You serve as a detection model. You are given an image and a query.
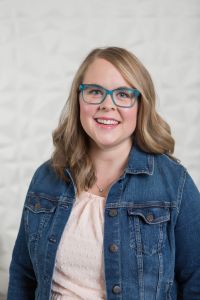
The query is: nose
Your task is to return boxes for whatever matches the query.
[99,94,116,110]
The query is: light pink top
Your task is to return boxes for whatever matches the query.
[51,191,107,300]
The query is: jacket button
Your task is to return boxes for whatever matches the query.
[146,214,154,222]
[109,244,118,252]
[35,203,41,209]
[48,235,57,243]
[112,285,122,294]
[109,209,118,217]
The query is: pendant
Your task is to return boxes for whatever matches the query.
[96,183,104,194]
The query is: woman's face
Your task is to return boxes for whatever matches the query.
[79,58,138,151]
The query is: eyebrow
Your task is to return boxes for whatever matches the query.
[116,86,133,90]
[83,83,133,90]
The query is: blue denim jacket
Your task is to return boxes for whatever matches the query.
[7,145,200,300]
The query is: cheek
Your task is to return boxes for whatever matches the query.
[79,100,85,121]
[79,100,86,129]
[79,98,95,127]
[123,105,138,128]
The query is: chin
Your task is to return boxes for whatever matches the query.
[95,140,123,150]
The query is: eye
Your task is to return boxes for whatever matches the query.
[116,90,131,98]
[86,88,103,96]
[90,89,102,95]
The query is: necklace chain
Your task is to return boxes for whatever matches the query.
[95,171,124,195]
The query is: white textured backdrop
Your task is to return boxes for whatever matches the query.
[0,0,200,298]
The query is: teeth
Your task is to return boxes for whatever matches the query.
[96,119,119,125]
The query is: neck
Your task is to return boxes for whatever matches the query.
[89,141,132,183]
[90,142,132,167]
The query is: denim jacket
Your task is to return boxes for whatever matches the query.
[7,145,200,300]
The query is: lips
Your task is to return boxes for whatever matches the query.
[95,118,119,125]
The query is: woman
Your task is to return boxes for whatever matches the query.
[7,47,200,299]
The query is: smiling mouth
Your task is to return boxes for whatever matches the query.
[95,118,120,125]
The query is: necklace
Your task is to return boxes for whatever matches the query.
[96,183,104,194]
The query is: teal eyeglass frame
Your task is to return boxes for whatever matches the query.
[79,84,140,108]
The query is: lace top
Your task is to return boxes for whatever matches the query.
[51,191,107,300]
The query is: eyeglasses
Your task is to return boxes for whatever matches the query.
[79,84,140,108]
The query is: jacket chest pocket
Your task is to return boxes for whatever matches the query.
[24,194,57,242]
[127,206,170,255]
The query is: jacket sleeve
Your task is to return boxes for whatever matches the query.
[7,169,40,300]
[175,171,200,299]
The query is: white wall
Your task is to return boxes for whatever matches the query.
[0,0,200,298]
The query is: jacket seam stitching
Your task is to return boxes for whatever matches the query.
[176,168,187,214]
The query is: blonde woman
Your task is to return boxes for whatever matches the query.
[8,47,200,299]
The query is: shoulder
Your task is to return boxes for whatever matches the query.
[28,160,68,196]
[31,160,56,184]
[154,153,199,200]
[153,153,188,191]
[148,153,199,215]
[132,144,186,179]
[154,152,186,177]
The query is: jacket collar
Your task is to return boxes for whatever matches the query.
[125,144,154,175]
[64,144,154,187]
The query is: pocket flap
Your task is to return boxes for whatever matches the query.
[25,194,57,213]
[127,206,170,224]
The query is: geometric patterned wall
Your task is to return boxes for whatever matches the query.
[0,0,199,298]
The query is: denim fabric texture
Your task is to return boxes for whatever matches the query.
[7,145,200,300]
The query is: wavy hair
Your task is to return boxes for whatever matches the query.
[51,47,175,192]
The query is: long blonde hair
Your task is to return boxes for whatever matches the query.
[51,47,175,191]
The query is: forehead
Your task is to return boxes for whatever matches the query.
[83,58,131,88]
